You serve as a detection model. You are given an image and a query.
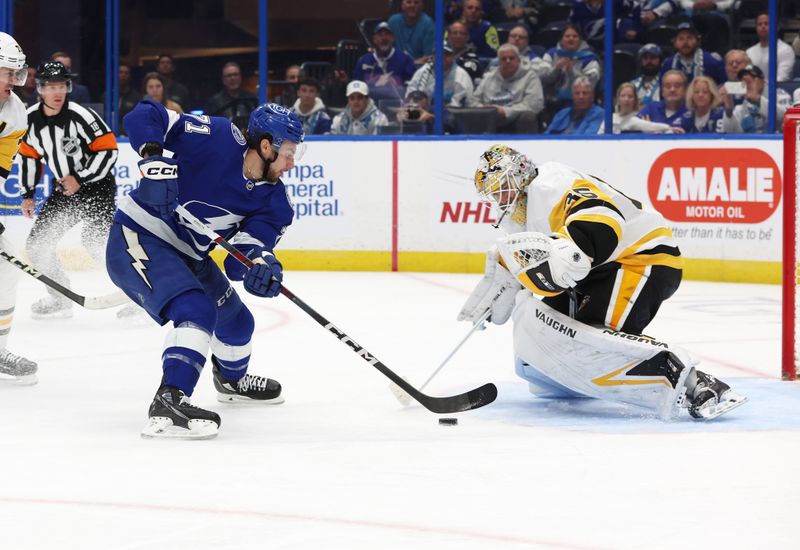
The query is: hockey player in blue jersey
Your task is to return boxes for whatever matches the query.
[107,99,304,439]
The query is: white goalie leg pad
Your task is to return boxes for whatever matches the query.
[512,296,695,419]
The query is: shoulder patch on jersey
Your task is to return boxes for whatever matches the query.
[231,123,246,145]
[710,52,722,61]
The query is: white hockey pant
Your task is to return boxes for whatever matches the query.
[512,294,697,419]
[0,235,20,350]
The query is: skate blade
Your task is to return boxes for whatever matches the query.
[389,381,413,407]
[140,417,219,440]
[216,392,285,405]
[31,310,74,321]
[0,374,38,386]
[694,393,749,420]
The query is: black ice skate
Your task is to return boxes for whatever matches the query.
[31,295,73,320]
[0,349,38,385]
[687,371,748,420]
[141,385,221,439]
[212,357,284,404]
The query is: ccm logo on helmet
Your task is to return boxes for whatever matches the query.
[142,161,178,180]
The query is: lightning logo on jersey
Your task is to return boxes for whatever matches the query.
[122,226,152,289]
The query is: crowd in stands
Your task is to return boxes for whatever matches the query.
[262,0,798,135]
[20,1,800,136]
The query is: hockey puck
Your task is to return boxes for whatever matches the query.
[438,417,458,426]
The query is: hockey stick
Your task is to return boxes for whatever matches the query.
[175,204,498,414]
[390,305,491,406]
[0,250,129,310]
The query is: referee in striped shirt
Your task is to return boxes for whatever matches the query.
[17,61,119,319]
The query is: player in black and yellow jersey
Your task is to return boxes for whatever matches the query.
[458,144,746,420]
[0,32,37,383]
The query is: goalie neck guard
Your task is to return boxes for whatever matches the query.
[474,144,537,226]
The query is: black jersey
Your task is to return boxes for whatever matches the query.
[18,100,118,199]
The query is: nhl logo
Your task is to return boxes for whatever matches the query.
[246,181,255,191]
[60,136,80,156]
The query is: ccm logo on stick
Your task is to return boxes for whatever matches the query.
[142,162,178,179]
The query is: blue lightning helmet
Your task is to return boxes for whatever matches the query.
[247,103,304,150]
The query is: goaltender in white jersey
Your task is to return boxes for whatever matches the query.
[458,144,746,420]
[0,32,37,383]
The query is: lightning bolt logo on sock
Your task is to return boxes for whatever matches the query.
[121,226,153,289]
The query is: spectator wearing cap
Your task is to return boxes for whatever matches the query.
[546,76,604,135]
[746,12,794,84]
[487,24,552,80]
[406,43,475,108]
[446,21,484,83]
[330,80,389,135]
[629,43,663,106]
[388,0,436,64]
[473,44,543,133]
[542,24,601,109]
[678,75,724,133]
[660,21,725,86]
[290,77,332,135]
[637,69,688,129]
[353,22,417,104]
[460,0,500,58]
[722,64,787,133]
[50,51,91,103]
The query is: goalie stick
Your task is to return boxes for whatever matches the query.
[175,204,498,414]
[0,250,129,310]
[390,301,493,407]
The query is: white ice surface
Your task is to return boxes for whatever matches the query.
[1,269,798,550]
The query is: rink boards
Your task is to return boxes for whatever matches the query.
[0,137,785,283]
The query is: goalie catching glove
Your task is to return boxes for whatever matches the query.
[495,231,591,296]
[457,246,522,325]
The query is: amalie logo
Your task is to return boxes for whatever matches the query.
[647,148,781,224]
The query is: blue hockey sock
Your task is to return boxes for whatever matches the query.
[162,291,217,396]
[211,305,255,382]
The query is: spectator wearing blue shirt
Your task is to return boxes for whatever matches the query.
[542,24,601,108]
[637,69,688,129]
[461,0,500,58]
[388,0,436,64]
[353,22,417,105]
[546,77,604,134]
[660,21,725,86]
[679,75,724,133]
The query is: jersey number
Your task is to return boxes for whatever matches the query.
[184,114,210,135]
